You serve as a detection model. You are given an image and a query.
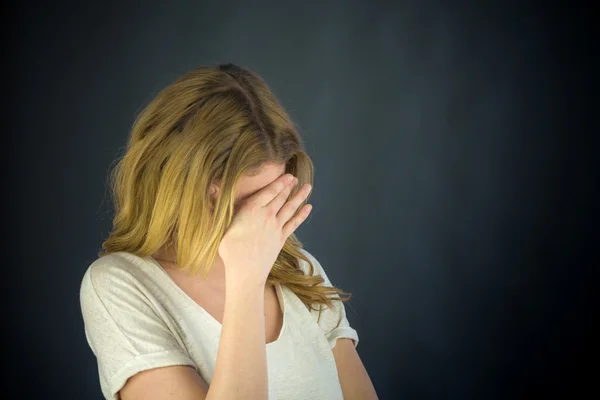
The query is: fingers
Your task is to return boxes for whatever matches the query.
[277,179,312,225]
[267,175,298,212]
[281,202,312,239]
[251,173,294,207]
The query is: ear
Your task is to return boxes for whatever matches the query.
[209,184,218,204]
[209,183,223,214]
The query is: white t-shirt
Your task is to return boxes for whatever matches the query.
[79,248,359,400]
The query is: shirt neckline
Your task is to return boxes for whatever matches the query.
[143,255,287,346]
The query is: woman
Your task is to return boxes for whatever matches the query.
[79,63,379,400]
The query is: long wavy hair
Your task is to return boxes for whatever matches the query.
[99,63,351,317]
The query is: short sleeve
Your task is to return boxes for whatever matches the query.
[79,261,196,400]
[299,248,360,350]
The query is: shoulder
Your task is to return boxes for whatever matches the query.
[83,250,152,282]
[296,248,332,283]
[80,251,153,303]
[297,247,319,274]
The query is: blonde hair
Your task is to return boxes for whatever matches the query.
[99,63,351,316]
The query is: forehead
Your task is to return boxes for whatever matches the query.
[235,162,287,200]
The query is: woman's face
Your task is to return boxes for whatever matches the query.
[210,161,287,210]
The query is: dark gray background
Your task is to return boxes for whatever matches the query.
[8,0,596,398]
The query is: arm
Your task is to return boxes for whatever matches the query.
[206,278,268,399]
[120,365,209,399]
[120,279,268,400]
[297,249,376,397]
[332,339,379,400]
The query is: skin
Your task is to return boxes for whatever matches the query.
[153,162,287,287]
[120,162,378,399]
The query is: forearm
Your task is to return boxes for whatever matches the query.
[206,277,267,400]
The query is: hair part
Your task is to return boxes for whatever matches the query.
[99,63,351,318]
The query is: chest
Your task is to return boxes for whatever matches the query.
[168,275,285,344]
